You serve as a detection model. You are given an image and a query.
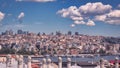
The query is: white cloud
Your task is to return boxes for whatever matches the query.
[70,24,75,27]
[86,19,95,26]
[0,12,5,22]
[106,19,120,25]
[79,2,112,15]
[70,16,83,21]
[18,12,25,23]
[57,2,120,27]
[18,12,24,19]
[57,6,81,18]
[16,0,55,2]
[118,4,120,8]
[107,10,120,18]
[95,10,120,24]
[74,20,85,25]
[57,9,69,18]
[94,15,107,21]
[106,10,120,24]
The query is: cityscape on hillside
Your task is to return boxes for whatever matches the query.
[0,29,120,55]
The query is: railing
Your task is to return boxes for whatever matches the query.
[4,54,120,68]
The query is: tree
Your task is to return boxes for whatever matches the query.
[99,48,106,54]
[0,47,16,54]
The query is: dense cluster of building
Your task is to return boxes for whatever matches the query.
[0,30,120,55]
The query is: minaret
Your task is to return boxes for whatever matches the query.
[42,58,47,68]
[18,57,23,68]
[115,57,119,68]
[58,57,62,68]
[15,55,19,61]
[27,56,32,68]
[67,58,71,68]
[18,55,23,68]
[47,58,51,68]
[15,55,19,68]
[6,54,12,68]
[100,58,104,68]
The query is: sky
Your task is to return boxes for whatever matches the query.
[0,0,120,37]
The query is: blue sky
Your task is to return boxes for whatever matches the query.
[0,0,120,36]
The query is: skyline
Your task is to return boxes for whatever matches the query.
[0,0,120,37]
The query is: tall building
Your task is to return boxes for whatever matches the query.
[17,29,28,34]
[17,29,23,34]
[1,29,13,35]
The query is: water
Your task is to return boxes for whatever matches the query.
[29,55,120,62]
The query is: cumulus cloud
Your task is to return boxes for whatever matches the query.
[79,2,112,15]
[0,11,5,22]
[95,10,120,24]
[18,12,25,23]
[57,2,120,27]
[107,10,120,18]
[118,4,120,8]
[94,15,106,21]
[70,24,75,27]
[106,10,120,24]
[57,6,81,18]
[70,16,83,21]
[18,12,24,19]
[16,0,55,2]
[74,20,95,26]
[86,19,95,26]
[74,20,85,25]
